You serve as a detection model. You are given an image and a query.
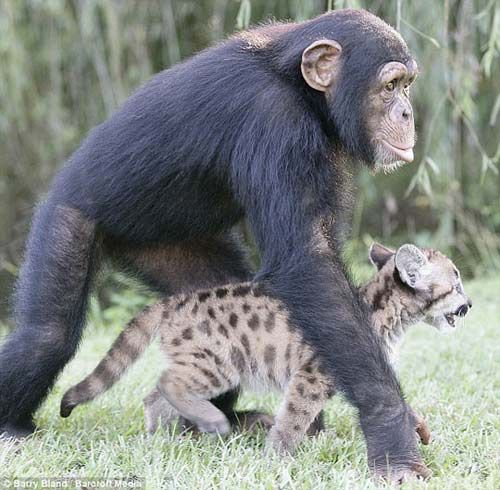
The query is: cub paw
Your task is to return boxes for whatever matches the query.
[197,417,231,436]
[266,427,298,456]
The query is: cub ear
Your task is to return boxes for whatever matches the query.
[369,243,395,271]
[395,244,428,288]
[301,39,342,92]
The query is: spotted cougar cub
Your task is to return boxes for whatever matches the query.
[61,243,471,453]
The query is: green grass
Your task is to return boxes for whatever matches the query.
[1,277,499,489]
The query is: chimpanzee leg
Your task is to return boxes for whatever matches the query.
[106,231,252,294]
[108,231,271,429]
[0,202,98,437]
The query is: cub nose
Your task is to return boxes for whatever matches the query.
[456,304,469,317]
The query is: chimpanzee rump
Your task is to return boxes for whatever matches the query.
[1,9,422,480]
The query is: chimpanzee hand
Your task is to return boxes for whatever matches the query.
[411,408,431,445]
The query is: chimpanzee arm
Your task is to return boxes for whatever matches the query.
[231,96,422,472]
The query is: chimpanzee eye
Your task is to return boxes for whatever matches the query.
[385,81,395,92]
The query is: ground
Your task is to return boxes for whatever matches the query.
[0,277,498,489]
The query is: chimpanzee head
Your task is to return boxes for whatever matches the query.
[299,9,418,172]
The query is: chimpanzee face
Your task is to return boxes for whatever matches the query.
[367,60,418,173]
[300,39,418,173]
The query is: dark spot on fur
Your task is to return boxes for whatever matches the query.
[216,288,228,299]
[233,285,251,297]
[310,393,320,401]
[307,376,317,384]
[93,362,113,383]
[190,377,209,392]
[198,291,211,302]
[176,298,188,311]
[191,304,199,315]
[248,313,260,331]
[197,320,212,336]
[230,346,246,371]
[192,352,206,359]
[203,348,222,365]
[171,337,182,347]
[229,313,238,328]
[297,383,305,397]
[182,328,193,340]
[218,305,225,312]
[264,345,276,365]
[285,344,291,361]
[287,402,296,413]
[293,424,301,431]
[264,312,275,332]
[242,303,250,313]
[218,324,229,339]
[208,307,216,319]
[199,367,221,388]
[304,364,313,374]
[240,333,251,357]
[250,359,258,374]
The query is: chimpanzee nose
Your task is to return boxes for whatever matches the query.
[456,304,469,317]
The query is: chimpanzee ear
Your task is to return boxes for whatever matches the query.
[395,244,429,289]
[301,39,342,92]
[369,243,395,270]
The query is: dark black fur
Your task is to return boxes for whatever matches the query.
[1,9,422,474]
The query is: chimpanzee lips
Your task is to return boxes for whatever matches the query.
[382,140,414,163]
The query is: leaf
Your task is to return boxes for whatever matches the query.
[425,156,441,175]
[490,94,500,127]
[236,0,251,30]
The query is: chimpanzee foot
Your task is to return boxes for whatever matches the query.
[0,421,36,441]
[364,402,431,484]
[374,462,432,485]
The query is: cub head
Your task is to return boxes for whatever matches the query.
[369,243,472,332]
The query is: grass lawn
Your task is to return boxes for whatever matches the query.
[1,277,498,489]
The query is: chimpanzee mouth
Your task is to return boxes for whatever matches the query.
[381,140,414,163]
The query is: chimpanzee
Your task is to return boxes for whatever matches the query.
[1,9,426,481]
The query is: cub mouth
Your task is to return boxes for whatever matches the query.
[444,313,456,327]
[444,305,469,328]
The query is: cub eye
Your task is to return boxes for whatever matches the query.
[454,269,459,278]
[385,81,396,92]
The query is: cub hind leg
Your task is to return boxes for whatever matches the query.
[268,366,329,455]
[143,389,179,434]
[144,387,275,434]
[156,371,232,435]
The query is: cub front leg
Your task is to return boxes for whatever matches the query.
[268,368,329,455]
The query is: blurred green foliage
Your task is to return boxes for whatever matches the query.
[0,0,498,321]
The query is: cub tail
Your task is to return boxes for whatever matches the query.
[60,301,165,418]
